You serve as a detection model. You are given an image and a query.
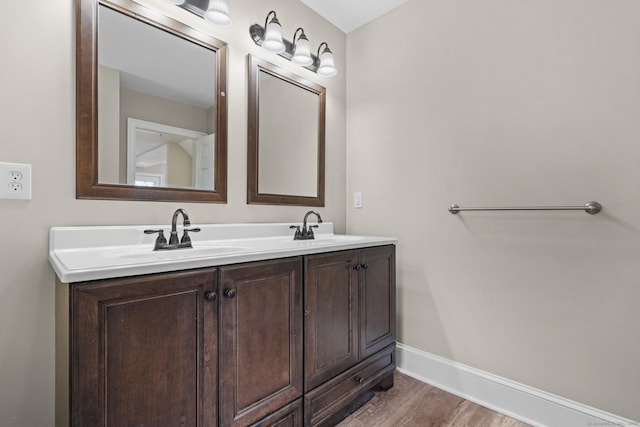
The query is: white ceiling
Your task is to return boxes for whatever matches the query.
[300,0,411,33]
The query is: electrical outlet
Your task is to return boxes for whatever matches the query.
[0,162,32,200]
[8,182,23,192]
[8,171,23,181]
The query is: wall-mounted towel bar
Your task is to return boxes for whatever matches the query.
[448,201,602,215]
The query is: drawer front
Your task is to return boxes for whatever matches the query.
[250,399,303,427]
[304,345,395,427]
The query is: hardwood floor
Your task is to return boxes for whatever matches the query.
[337,372,530,427]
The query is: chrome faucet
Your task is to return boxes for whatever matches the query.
[290,210,323,240]
[144,208,201,250]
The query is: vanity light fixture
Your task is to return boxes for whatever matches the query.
[204,0,232,27]
[175,0,232,27]
[261,11,286,53]
[291,28,313,66]
[316,42,337,77]
[249,12,337,77]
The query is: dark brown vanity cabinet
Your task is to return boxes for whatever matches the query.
[68,247,394,427]
[303,245,396,426]
[219,258,303,427]
[70,268,219,427]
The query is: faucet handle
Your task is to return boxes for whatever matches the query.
[180,228,201,244]
[144,229,167,249]
[290,225,302,240]
[144,228,164,235]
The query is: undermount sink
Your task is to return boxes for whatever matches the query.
[285,234,366,245]
[314,235,365,242]
[105,243,250,261]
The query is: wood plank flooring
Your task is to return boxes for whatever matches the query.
[337,372,530,427]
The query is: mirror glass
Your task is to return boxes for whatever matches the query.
[77,0,228,202]
[248,55,325,206]
[98,5,216,190]
[257,72,318,196]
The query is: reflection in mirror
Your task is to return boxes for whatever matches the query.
[97,4,216,191]
[258,73,318,196]
[126,119,214,190]
[77,0,227,202]
[248,55,325,206]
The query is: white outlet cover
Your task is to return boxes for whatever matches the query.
[0,162,32,200]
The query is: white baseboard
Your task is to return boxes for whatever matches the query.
[396,343,637,427]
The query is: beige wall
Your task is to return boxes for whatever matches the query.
[166,143,193,188]
[0,0,345,425]
[347,0,640,421]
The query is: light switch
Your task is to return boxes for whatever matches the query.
[354,192,362,209]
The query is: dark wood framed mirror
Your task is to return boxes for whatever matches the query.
[247,55,325,206]
[77,0,228,202]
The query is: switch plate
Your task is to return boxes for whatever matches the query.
[1,162,32,200]
[353,191,362,208]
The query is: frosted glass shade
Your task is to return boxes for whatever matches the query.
[317,48,337,77]
[166,0,183,4]
[204,0,232,27]
[291,35,313,66]
[262,20,285,53]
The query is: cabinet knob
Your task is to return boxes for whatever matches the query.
[355,376,365,384]
[224,289,237,298]
[205,292,217,302]
[353,264,361,271]
[362,264,369,270]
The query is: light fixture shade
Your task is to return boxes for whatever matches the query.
[204,0,232,27]
[262,18,286,53]
[317,46,337,77]
[291,35,313,66]
[166,0,183,4]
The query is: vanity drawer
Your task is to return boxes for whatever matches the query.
[304,344,395,427]
[251,398,302,427]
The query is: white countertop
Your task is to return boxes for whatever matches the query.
[49,223,396,283]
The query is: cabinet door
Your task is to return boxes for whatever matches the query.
[219,258,303,427]
[304,250,360,391]
[359,245,396,360]
[71,268,218,427]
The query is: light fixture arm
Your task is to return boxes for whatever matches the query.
[316,42,329,58]
[264,10,278,29]
[293,27,305,43]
